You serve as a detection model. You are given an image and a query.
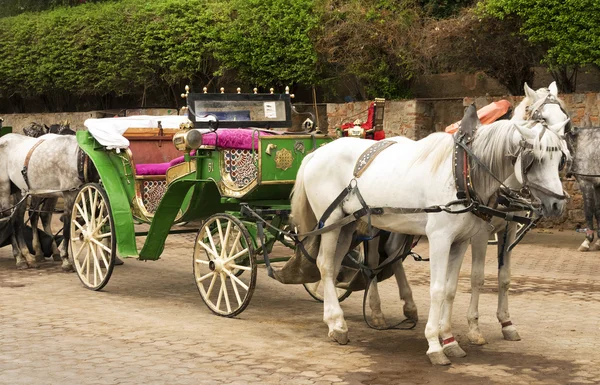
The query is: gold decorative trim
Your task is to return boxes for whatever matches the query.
[274,148,293,170]
[166,161,197,185]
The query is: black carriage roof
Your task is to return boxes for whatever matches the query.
[187,92,292,129]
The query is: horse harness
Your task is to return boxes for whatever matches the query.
[21,139,46,190]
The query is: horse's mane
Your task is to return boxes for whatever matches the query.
[410,132,454,173]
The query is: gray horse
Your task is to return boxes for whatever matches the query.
[566,120,600,251]
[0,133,81,270]
[22,122,76,262]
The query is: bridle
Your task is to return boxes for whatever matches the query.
[513,138,568,201]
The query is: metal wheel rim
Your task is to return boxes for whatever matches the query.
[70,183,116,291]
[193,214,257,317]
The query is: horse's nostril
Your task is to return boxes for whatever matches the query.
[552,202,559,211]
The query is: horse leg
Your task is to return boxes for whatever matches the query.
[467,229,488,345]
[60,192,76,272]
[13,195,38,268]
[591,186,600,251]
[424,237,452,365]
[365,238,387,328]
[578,183,595,252]
[319,224,356,345]
[391,254,418,322]
[30,197,45,262]
[41,198,61,261]
[497,223,520,341]
[439,240,469,359]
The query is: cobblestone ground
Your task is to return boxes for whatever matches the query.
[1,226,599,385]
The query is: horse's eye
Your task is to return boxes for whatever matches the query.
[559,153,566,171]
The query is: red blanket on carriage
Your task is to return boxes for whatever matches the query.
[445,100,512,134]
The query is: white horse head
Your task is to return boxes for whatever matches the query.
[512,119,571,216]
[513,81,569,128]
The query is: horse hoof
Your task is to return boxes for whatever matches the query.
[467,332,487,345]
[502,328,521,341]
[427,351,451,366]
[16,261,29,270]
[27,262,39,269]
[114,257,124,266]
[328,329,349,345]
[591,242,600,251]
[370,314,387,329]
[52,254,62,262]
[403,305,419,322]
[443,342,467,358]
[61,263,75,273]
[578,245,590,252]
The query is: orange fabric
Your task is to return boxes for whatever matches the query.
[445,100,512,134]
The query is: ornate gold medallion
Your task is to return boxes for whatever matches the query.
[275,148,293,170]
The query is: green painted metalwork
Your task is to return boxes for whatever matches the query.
[76,131,139,258]
[0,126,12,137]
[258,135,331,187]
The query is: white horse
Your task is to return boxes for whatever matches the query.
[0,133,82,271]
[290,110,569,364]
[360,82,570,345]
[466,81,570,344]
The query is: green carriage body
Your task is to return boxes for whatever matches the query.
[0,125,12,137]
[76,92,332,262]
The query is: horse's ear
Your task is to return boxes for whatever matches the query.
[549,119,570,134]
[515,122,537,140]
[548,82,558,97]
[459,103,479,136]
[43,124,50,133]
[524,82,537,99]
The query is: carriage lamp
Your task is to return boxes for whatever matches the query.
[173,129,203,152]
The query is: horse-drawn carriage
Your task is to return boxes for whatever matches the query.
[73,89,336,316]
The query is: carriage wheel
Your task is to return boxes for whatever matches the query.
[70,183,116,291]
[193,213,257,317]
[303,281,352,303]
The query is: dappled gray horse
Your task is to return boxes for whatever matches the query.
[566,123,600,251]
[0,133,83,270]
[22,122,76,262]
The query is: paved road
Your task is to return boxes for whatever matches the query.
[1,227,599,385]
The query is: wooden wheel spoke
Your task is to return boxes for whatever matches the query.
[90,237,111,254]
[205,273,218,298]
[197,271,214,283]
[205,224,219,257]
[72,219,85,234]
[226,230,242,261]
[197,239,219,259]
[92,215,109,236]
[221,221,232,258]
[229,264,251,272]
[221,272,231,313]
[88,188,96,225]
[223,268,249,291]
[90,243,105,284]
[74,203,89,226]
[195,259,210,265]
[224,248,249,264]
[216,275,224,310]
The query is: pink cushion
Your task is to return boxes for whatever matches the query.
[135,163,171,175]
[202,129,273,149]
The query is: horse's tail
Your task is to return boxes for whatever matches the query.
[290,153,320,259]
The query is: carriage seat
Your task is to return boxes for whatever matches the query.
[135,153,192,176]
[200,128,275,149]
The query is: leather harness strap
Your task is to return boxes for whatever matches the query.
[21,139,45,190]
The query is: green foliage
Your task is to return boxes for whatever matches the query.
[213,0,321,88]
[0,0,322,110]
[317,0,421,99]
[0,0,110,18]
[478,0,600,71]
